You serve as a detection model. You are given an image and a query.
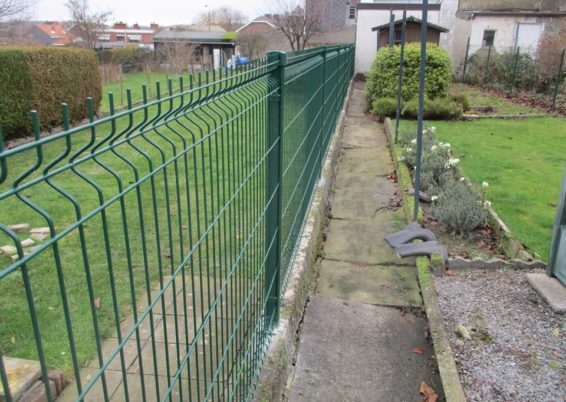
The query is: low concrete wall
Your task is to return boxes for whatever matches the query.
[254,80,354,402]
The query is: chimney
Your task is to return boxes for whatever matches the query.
[133,23,140,29]
[150,23,159,31]
[113,22,127,29]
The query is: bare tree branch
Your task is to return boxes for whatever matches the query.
[66,0,110,49]
[238,31,268,58]
[270,0,321,51]
[156,37,196,74]
[194,6,246,31]
[0,0,33,21]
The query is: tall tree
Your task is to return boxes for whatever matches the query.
[0,0,33,20]
[238,31,268,58]
[66,0,110,49]
[195,6,246,31]
[270,0,321,51]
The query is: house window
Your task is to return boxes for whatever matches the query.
[349,6,356,19]
[482,30,495,47]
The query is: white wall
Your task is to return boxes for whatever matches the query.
[468,16,544,54]
[355,8,442,73]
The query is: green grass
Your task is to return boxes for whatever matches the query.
[0,86,271,375]
[0,68,328,380]
[100,72,182,113]
[400,117,566,260]
[450,83,546,116]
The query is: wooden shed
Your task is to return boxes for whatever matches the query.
[371,16,448,49]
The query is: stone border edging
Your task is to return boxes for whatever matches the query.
[461,114,547,120]
[254,80,354,402]
[384,117,467,402]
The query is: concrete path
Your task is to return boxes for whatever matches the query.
[287,82,442,402]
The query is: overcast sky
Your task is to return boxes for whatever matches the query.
[32,0,266,26]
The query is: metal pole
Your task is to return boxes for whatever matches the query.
[413,0,428,221]
[463,36,470,77]
[388,9,395,48]
[394,10,407,143]
[485,45,492,84]
[265,51,286,327]
[552,48,565,108]
[510,46,520,94]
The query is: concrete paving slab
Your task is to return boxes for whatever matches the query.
[316,260,422,307]
[526,273,566,313]
[0,357,41,401]
[342,120,387,149]
[334,149,393,189]
[323,215,400,264]
[287,297,441,402]
[330,188,390,219]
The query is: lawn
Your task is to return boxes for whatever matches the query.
[0,80,272,375]
[450,83,546,116]
[400,117,566,260]
[100,72,182,113]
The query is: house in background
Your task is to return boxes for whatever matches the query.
[153,30,236,69]
[0,21,72,46]
[372,16,448,49]
[355,0,443,73]
[31,21,71,46]
[353,0,566,74]
[448,0,566,73]
[235,15,292,56]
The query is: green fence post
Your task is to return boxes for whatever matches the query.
[394,9,407,143]
[510,46,520,94]
[265,51,286,327]
[485,45,493,84]
[320,46,327,168]
[462,36,470,78]
[388,10,395,48]
[552,48,565,108]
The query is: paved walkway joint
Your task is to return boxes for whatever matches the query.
[287,82,442,401]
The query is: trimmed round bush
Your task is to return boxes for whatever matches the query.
[366,43,453,105]
[0,47,102,140]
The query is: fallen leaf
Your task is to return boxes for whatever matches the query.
[419,382,438,402]
[411,347,425,354]
[11,336,16,344]
[94,298,101,309]
[552,327,560,337]
[446,269,454,276]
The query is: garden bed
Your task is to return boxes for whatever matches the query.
[435,268,565,401]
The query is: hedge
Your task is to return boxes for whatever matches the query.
[0,47,102,140]
[366,43,452,105]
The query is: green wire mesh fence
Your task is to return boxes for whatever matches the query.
[0,44,354,402]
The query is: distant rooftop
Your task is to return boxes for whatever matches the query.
[153,30,236,44]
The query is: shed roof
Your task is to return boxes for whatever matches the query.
[153,30,236,44]
[371,16,449,32]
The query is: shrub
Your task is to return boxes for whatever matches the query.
[432,180,486,234]
[464,48,538,92]
[102,46,155,72]
[366,44,452,104]
[0,47,101,140]
[403,97,463,120]
[450,93,470,111]
[372,97,398,118]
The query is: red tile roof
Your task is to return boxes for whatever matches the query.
[35,22,69,45]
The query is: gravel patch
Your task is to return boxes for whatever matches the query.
[435,268,565,401]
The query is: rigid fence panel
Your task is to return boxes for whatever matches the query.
[0,44,354,402]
